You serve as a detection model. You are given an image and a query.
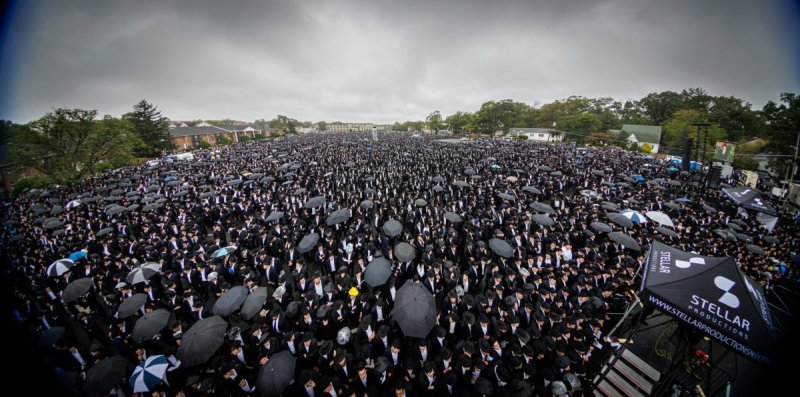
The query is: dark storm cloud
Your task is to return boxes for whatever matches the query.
[2,0,798,123]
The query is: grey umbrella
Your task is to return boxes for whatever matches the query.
[394,242,416,262]
[265,211,284,222]
[730,219,748,227]
[532,214,555,226]
[591,169,605,176]
[522,186,542,194]
[453,180,471,188]
[365,257,392,287]
[392,282,437,338]
[538,165,552,171]
[746,244,764,254]
[763,236,778,244]
[663,202,682,211]
[240,287,269,320]
[433,185,445,192]
[213,286,249,316]
[702,204,718,213]
[382,220,403,237]
[736,233,753,243]
[96,227,115,237]
[608,232,641,251]
[259,176,276,184]
[590,222,613,233]
[464,169,476,176]
[607,213,634,228]
[50,205,64,215]
[655,226,678,237]
[715,229,738,242]
[107,206,126,216]
[433,176,445,183]
[530,202,554,214]
[228,179,243,187]
[415,198,428,207]
[257,351,296,397]
[304,196,326,209]
[364,187,376,194]
[550,171,563,176]
[728,223,743,232]
[63,278,93,302]
[298,233,320,254]
[132,309,171,343]
[293,188,306,195]
[143,203,162,211]
[497,193,515,201]
[601,203,619,211]
[52,229,66,237]
[109,188,125,196]
[177,316,228,367]
[127,267,157,285]
[174,190,190,197]
[326,208,351,226]
[126,204,139,211]
[84,356,128,397]
[360,200,374,209]
[44,219,64,229]
[444,212,463,223]
[489,238,514,258]
[117,293,147,318]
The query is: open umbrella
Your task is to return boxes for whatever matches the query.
[130,355,169,393]
[538,165,552,171]
[326,208,351,226]
[63,278,93,302]
[382,220,403,237]
[211,245,237,259]
[645,211,674,227]
[763,236,778,245]
[736,233,753,243]
[213,286,249,316]
[453,180,470,188]
[715,229,738,242]
[265,211,284,222]
[746,244,764,254]
[522,186,542,194]
[620,210,647,224]
[394,242,416,262]
[304,196,326,209]
[44,219,64,229]
[127,267,157,285]
[117,293,147,318]
[580,190,599,199]
[132,309,171,343]
[84,356,128,397]
[365,257,392,287]
[415,198,427,207]
[497,193,515,201]
[608,232,641,251]
[364,187,376,195]
[257,351,296,397]
[241,287,269,320]
[177,316,228,367]
[488,238,513,258]
[432,185,445,192]
[506,176,518,182]
[655,226,678,237]
[392,282,437,338]
[47,259,75,277]
[663,202,682,211]
[530,202,554,214]
[433,176,445,183]
[69,250,87,261]
[360,200,374,209]
[39,326,66,348]
[444,212,463,223]
[143,203,162,211]
[531,214,555,226]
[298,233,320,254]
[590,222,613,233]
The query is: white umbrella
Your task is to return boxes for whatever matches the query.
[130,355,169,393]
[619,209,647,224]
[47,258,75,277]
[645,211,674,227]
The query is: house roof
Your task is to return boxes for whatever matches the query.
[621,124,661,145]
[508,128,559,134]
[169,126,230,137]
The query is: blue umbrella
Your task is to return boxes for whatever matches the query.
[130,355,169,393]
[68,250,87,261]
[675,197,692,203]
[490,164,501,169]
[211,246,237,259]
[631,174,645,182]
[619,209,647,224]
[667,167,678,172]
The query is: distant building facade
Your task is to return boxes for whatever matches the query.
[507,128,564,142]
[169,123,270,150]
[328,122,376,132]
[618,124,662,153]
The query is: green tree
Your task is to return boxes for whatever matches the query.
[269,115,299,134]
[556,113,603,140]
[426,111,442,132]
[123,100,171,156]
[760,93,799,155]
[11,109,140,187]
[445,111,473,134]
[707,96,760,142]
[662,109,726,161]
[317,121,327,132]
[638,91,684,124]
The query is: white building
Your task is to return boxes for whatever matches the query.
[507,128,564,142]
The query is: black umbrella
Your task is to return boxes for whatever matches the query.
[392,282,437,338]
[360,200,374,209]
[213,286,249,316]
[394,242,416,262]
[382,220,403,237]
[702,204,718,214]
[298,233,320,254]
[608,231,641,251]
[746,244,764,254]
[763,236,778,244]
[265,211,284,222]
[736,233,753,243]
[50,205,64,215]
[590,222,613,233]
[39,326,66,348]
[44,219,64,229]
[530,202,554,214]
[364,187,376,195]
[537,165,552,171]
[489,238,513,258]
[522,186,542,194]
[607,213,634,228]
[433,176,445,183]
[84,356,128,397]
[655,226,678,237]
[497,193,515,201]
[444,212,463,223]
[365,257,392,287]
[257,351,296,397]
[664,202,682,211]
[326,208,351,226]
[305,196,326,209]
[453,180,470,188]
[63,278,93,302]
[433,185,445,192]
[728,223,743,232]
[127,267,158,285]
[715,229,738,242]
[117,293,147,318]
[532,214,555,226]
[177,316,228,367]
[96,227,115,237]
[415,198,428,207]
[143,203,162,211]
[240,287,269,320]
[132,309,171,343]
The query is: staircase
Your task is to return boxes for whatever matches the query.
[594,348,662,397]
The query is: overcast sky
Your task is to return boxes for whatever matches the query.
[1,0,798,124]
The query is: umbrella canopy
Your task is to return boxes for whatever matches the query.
[645,211,674,227]
[736,233,754,243]
[702,204,718,214]
[432,185,445,192]
[326,208,351,226]
[590,222,613,233]
[117,293,147,318]
[265,211,284,222]
[240,287,269,320]
[663,202,682,211]
[298,233,320,254]
[84,356,128,397]
[143,203,162,211]
[130,355,169,393]
[44,219,64,229]
[382,220,403,237]
[608,232,641,251]
[177,316,228,367]
[304,196,326,209]
[444,212,463,223]
[538,165,552,171]
[746,244,764,254]
[522,186,542,194]
[580,190,599,199]
[433,176,445,183]
[39,326,66,348]
[360,200,374,209]
[497,193,515,201]
[257,351,296,397]
[453,180,470,188]
[392,282,437,338]
[365,257,392,287]
[414,198,427,207]
[394,242,416,262]
[488,238,513,258]
[63,278,93,302]
[763,236,778,244]
[530,202,554,214]
[532,214,555,226]
[47,258,75,277]
[655,226,678,237]
[506,176,518,182]
[715,229,739,242]
[132,309,171,343]
[127,267,157,285]
[213,286,249,316]
[620,209,648,224]
[211,245,237,259]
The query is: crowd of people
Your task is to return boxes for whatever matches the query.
[1,132,796,396]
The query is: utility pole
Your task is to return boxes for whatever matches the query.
[692,123,711,183]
